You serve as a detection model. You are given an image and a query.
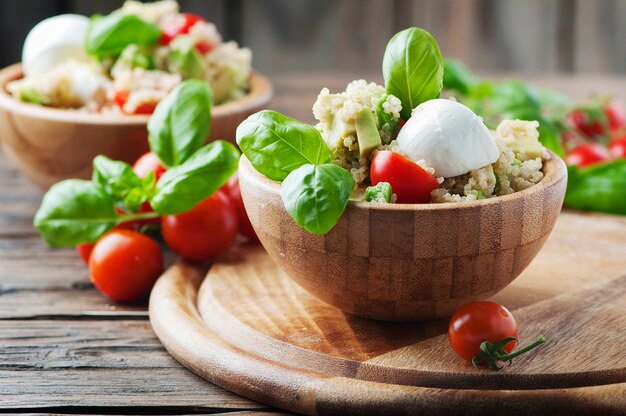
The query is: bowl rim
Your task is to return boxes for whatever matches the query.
[0,63,273,125]
[239,151,568,212]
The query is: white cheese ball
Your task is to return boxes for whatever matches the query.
[23,14,90,78]
[397,99,499,178]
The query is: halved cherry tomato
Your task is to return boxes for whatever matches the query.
[609,135,626,159]
[162,190,238,261]
[370,150,440,204]
[605,100,626,131]
[565,143,610,167]
[566,109,605,139]
[89,230,163,302]
[114,90,158,115]
[132,152,167,181]
[160,13,206,44]
[448,301,518,362]
[76,243,95,265]
[221,173,258,241]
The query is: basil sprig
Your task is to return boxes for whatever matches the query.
[148,80,213,168]
[565,161,626,215]
[236,110,332,181]
[152,141,240,215]
[86,13,162,57]
[34,80,240,247]
[34,180,121,247]
[383,27,444,120]
[281,164,355,235]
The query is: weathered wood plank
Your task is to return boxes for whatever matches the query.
[0,320,271,411]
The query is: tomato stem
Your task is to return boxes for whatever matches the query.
[471,336,546,371]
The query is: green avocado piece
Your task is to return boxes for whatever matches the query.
[355,108,381,158]
[365,182,392,203]
[508,126,544,159]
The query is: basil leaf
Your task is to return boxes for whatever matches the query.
[565,161,626,215]
[443,58,476,95]
[33,180,120,247]
[280,164,354,235]
[236,110,332,181]
[151,140,240,215]
[92,156,142,198]
[86,13,162,57]
[487,80,541,115]
[365,182,392,203]
[148,80,213,167]
[169,38,206,80]
[383,27,444,120]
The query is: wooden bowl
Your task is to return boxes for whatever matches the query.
[238,153,568,321]
[0,63,272,190]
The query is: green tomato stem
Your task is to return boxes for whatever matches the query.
[497,336,546,362]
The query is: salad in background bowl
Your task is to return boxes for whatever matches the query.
[0,0,272,189]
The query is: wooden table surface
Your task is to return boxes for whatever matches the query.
[1,72,625,415]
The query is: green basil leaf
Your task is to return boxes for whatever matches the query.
[148,80,213,167]
[365,182,392,203]
[236,110,332,181]
[487,80,541,115]
[151,140,240,215]
[280,164,354,235]
[92,155,142,197]
[33,180,120,247]
[169,38,206,80]
[443,58,476,96]
[565,160,626,215]
[382,27,444,120]
[86,13,162,57]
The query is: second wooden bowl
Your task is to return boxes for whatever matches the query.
[0,63,273,190]
[238,153,568,321]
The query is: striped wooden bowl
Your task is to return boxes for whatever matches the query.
[0,63,273,190]
[238,153,568,321]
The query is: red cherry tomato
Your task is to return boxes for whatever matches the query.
[160,13,206,44]
[89,230,163,302]
[221,173,258,241]
[566,109,605,139]
[609,135,626,159]
[162,190,238,260]
[76,243,95,265]
[565,143,610,167]
[448,301,518,362]
[605,100,626,131]
[132,152,167,181]
[370,150,440,204]
[114,90,158,115]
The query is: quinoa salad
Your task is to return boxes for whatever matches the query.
[8,0,251,114]
[236,27,552,235]
[313,80,549,204]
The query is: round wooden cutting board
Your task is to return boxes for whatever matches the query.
[149,212,626,415]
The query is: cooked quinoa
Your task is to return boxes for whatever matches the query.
[312,80,402,184]
[431,120,549,202]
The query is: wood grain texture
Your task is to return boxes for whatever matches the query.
[237,153,568,320]
[0,64,272,190]
[149,229,626,415]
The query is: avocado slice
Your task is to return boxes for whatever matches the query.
[509,125,544,159]
[355,108,381,157]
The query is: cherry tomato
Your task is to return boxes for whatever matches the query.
[566,109,605,139]
[160,13,206,44]
[162,190,238,260]
[448,301,518,362]
[76,243,95,265]
[221,173,258,241]
[605,100,626,131]
[132,152,167,181]
[565,143,610,167]
[609,135,626,159]
[114,90,158,115]
[89,230,163,302]
[370,150,440,204]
